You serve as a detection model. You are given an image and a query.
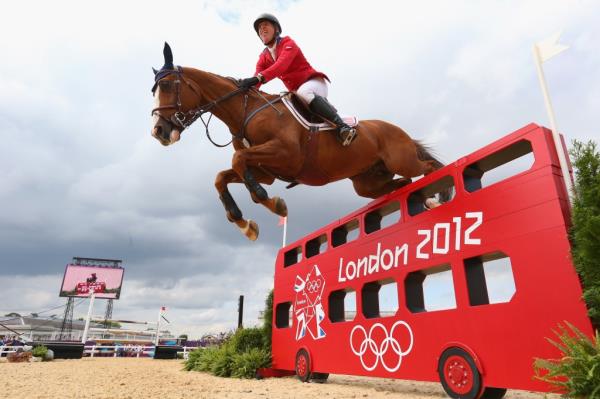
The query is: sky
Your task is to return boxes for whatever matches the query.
[0,0,599,338]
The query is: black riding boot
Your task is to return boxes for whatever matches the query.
[309,95,357,146]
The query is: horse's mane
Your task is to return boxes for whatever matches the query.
[182,66,280,102]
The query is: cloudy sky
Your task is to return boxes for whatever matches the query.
[1,0,599,338]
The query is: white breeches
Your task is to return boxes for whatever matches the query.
[295,78,329,105]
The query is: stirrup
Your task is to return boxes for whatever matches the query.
[339,127,357,146]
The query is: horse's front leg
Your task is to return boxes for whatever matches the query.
[231,143,289,213]
[215,168,259,241]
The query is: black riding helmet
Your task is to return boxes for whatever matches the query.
[253,13,282,35]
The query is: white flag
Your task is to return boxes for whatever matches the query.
[535,31,569,63]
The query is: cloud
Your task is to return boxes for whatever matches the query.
[1,0,599,337]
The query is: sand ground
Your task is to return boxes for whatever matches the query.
[0,358,558,399]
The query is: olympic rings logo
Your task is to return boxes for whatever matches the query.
[349,321,414,372]
[306,279,322,293]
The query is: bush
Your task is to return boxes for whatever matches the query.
[570,140,600,329]
[229,327,265,353]
[263,289,273,350]
[231,348,272,378]
[32,345,48,359]
[184,290,274,378]
[534,322,600,398]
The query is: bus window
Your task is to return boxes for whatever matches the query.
[464,252,516,306]
[332,219,360,248]
[306,234,327,258]
[407,175,455,217]
[328,288,356,323]
[275,302,292,328]
[463,139,534,192]
[405,264,457,313]
[364,201,401,234]
[361,279,398,319]
[284,246,302,267]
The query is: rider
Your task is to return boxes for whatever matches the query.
[239,13,357,146]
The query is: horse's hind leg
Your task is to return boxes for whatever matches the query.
[350,165,412,199]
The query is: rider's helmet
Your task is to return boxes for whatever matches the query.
[253,13,282,35]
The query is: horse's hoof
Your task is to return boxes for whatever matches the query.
[274,197,288,217]
[245,220,259,241]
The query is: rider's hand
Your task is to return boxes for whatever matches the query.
[239,76,260,88]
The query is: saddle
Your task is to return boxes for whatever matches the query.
[281,93,358,132]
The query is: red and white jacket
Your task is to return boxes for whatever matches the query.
[254,36,329,92]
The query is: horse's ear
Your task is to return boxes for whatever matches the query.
[152,67,159,75]
[163,42,174,70]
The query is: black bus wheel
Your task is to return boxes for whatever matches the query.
[310,372,329,383]
[438,347,483,399]
[480,387,507,399]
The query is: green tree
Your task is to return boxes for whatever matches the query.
[570,140,600,329]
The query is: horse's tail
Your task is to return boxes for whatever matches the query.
[414,140,445,170]
[414,140,453,202]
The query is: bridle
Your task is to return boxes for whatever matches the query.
[151,67,248,147]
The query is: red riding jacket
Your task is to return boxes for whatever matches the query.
[254,36,329,92]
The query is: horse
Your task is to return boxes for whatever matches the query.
[86,273,97,284]
[150,43,446,241]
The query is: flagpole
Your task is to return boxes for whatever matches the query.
[533,34,574,205]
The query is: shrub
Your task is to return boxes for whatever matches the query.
[231,348,272,379]
[32,345,48,359]
[229,327,265,353]
[263,289,273,350]
[184,290,274,378]
[534,322,600,398]
[210,345,235,377]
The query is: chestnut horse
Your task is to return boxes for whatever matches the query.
[151,43,445,241]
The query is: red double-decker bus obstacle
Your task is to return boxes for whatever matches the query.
[265,123,594,399]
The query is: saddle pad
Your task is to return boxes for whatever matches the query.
[281,93,358,132]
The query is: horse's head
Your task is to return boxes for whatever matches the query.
[150,43,197,146]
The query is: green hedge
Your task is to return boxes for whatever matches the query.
[570,140,600,329]
[534,140,600,398]
[184,289,274,378]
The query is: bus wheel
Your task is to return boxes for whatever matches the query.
[438,347,482,399]
[295,349,311,382]
[310,372,329,383]
[480,387,507,399]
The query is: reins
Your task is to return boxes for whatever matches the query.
[151,68,283,148]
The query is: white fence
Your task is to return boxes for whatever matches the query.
[0,345,196,359]
[85,345,195,359]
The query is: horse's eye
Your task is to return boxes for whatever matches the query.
[159,80,173,92]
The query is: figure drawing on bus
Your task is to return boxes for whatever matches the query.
[293,265,326,340]
[239,13,358,146]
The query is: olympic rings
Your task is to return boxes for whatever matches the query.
[306,279,322,293]
[349,321,414,372]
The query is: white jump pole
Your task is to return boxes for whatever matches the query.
[81,290,96,343]
[533,32,573,205]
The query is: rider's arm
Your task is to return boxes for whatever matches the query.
[258,38,299,83]
[253,52,270,89]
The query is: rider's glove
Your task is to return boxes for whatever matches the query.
[239,76,260,88]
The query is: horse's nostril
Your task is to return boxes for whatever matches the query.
[155,126,162,136]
